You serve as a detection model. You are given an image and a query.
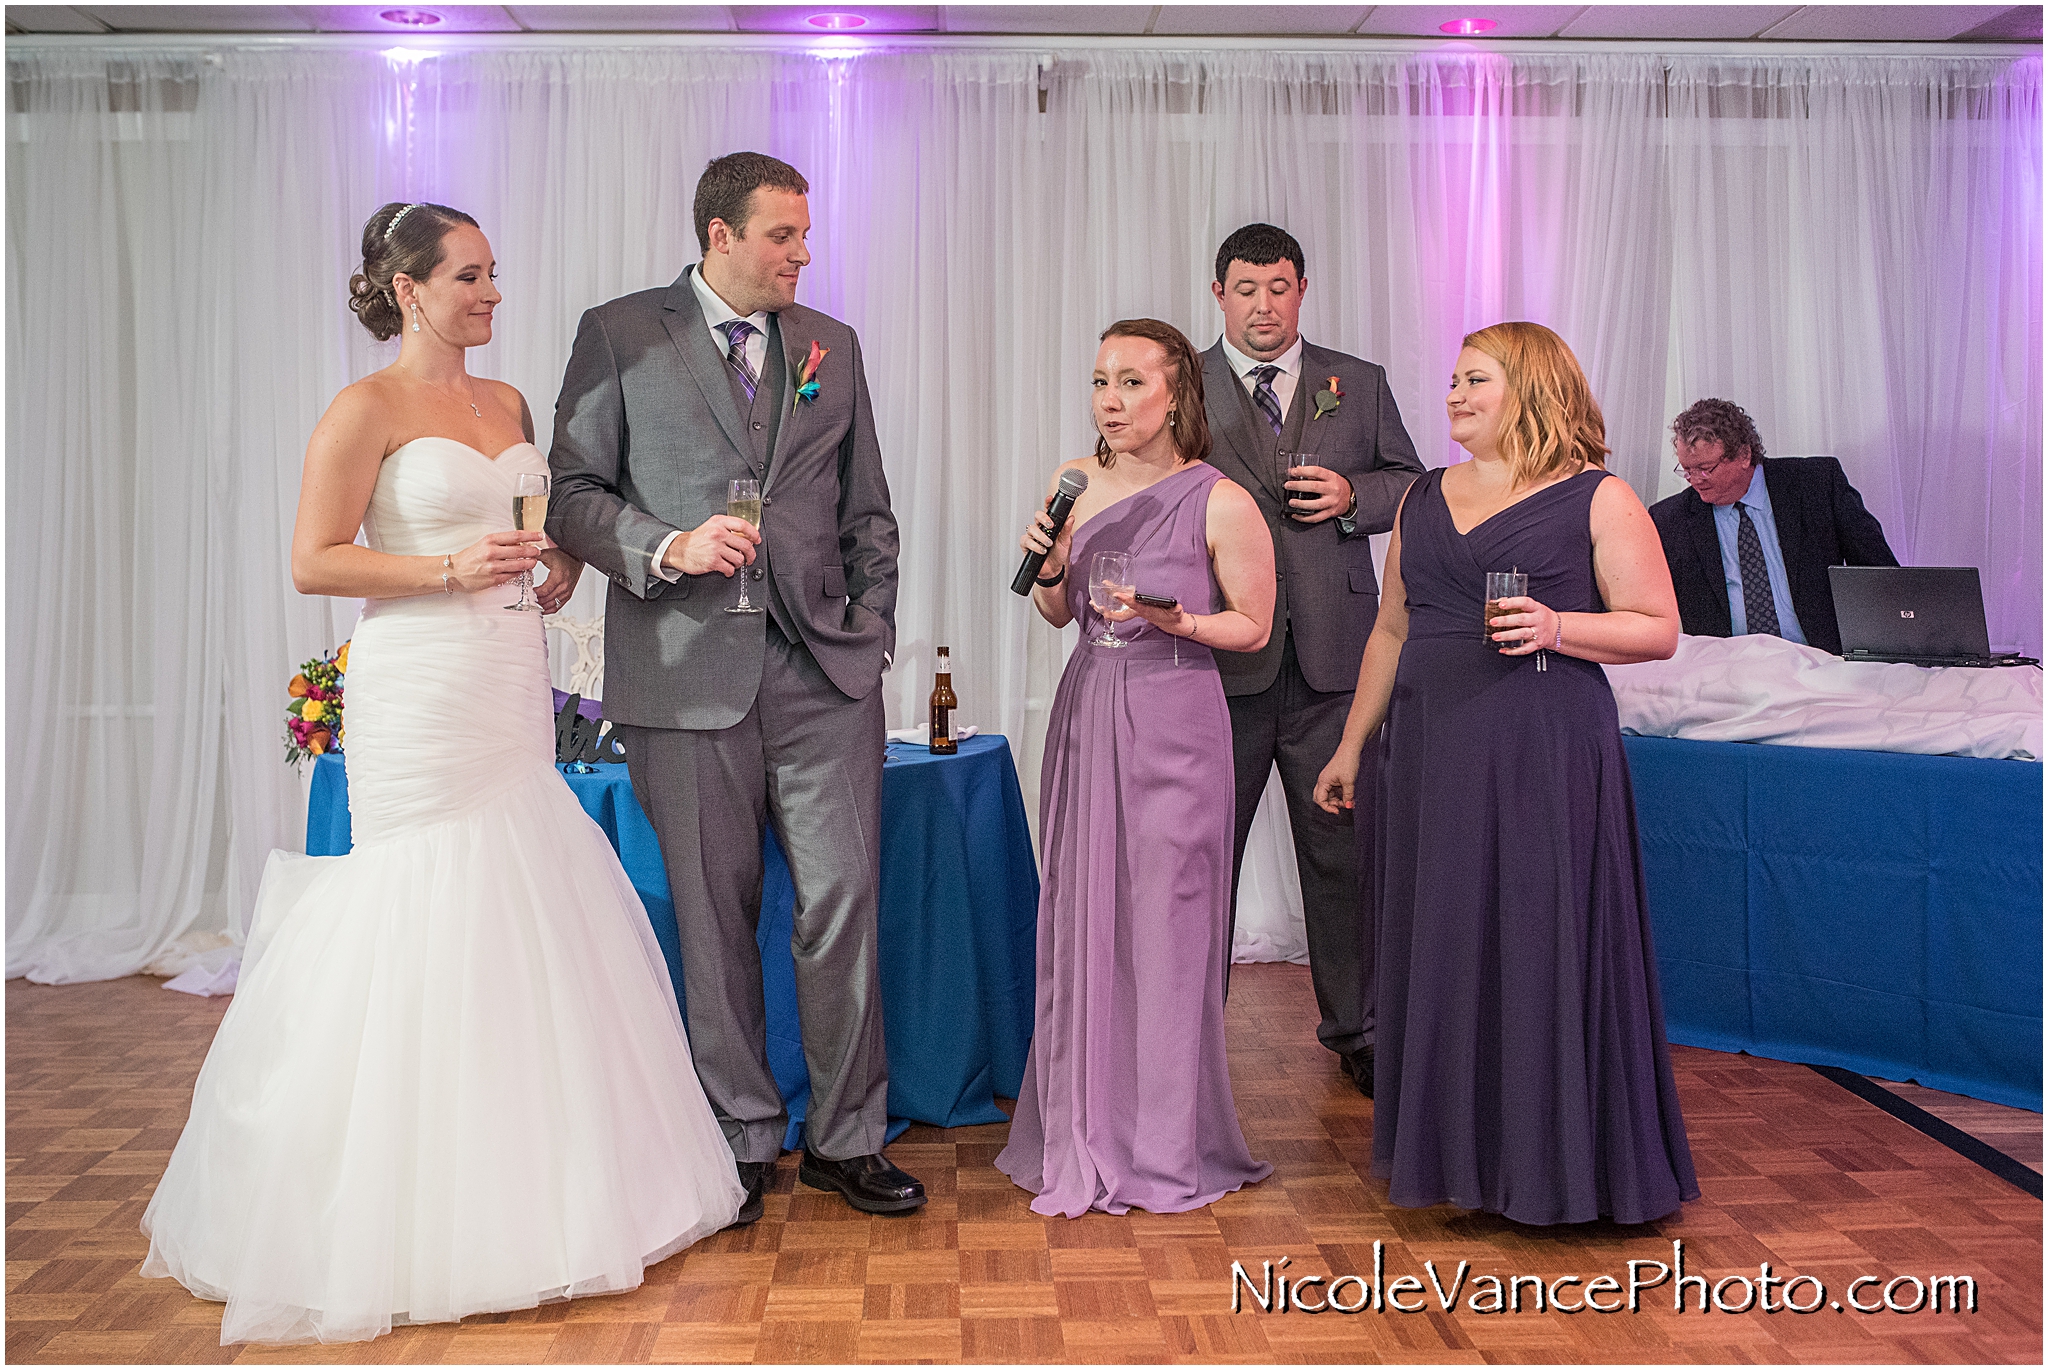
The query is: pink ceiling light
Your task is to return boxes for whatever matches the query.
[379,9,443,25]
[1439,17,1499,36]
[806,13,869,29]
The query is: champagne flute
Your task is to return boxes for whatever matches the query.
[507,472,549,612]
[726,478,763,615]
[1088,551,1132,648]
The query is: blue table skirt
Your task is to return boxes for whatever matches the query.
[1624,736,2043,1111]
[307,735,1039,1150]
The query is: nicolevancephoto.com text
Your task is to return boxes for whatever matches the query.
[1231,1241,1979,1317]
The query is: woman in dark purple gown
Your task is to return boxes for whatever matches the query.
[996,319,1276,1217]
[1316,322,1699,1225]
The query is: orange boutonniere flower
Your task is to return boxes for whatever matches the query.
[1312,376,1343,419]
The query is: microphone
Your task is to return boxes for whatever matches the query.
[1011,468,1090,596]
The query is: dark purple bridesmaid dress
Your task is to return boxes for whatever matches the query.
[1374,467,1699,1225]
[996,462,1272,1217]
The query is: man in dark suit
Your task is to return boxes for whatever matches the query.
[547,153,924,1224]
[1648,398,1897,655]
[1200,224,1424,1098]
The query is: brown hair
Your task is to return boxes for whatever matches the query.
[693,152,809,254]
[1460,321,1609,488]
[1092,319,1212,468]
[1672,397,1765,464]
[348,201,480,341]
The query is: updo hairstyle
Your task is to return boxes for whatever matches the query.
[347,201,480,341]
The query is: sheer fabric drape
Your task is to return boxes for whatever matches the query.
[7,44,2038,982]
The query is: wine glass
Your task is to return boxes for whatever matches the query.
[1088,551,1132,649]
[506,472,549,612]
[726,478,763,615]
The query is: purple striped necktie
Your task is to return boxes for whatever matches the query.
[722,319,759,401]
[1251,365,1283,435]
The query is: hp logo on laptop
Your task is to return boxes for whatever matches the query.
[1900,609,1915,618]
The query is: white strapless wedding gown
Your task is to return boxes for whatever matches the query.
[140,438,744,1344]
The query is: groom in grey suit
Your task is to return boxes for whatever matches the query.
[1202,223,1423,1099]
[547,153,924,1223]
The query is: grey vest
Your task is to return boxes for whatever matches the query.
[716,316,798,635]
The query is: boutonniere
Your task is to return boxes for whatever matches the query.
[1312,375,1343,420]
[793,340,828,410]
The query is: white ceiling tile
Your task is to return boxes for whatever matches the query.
[6,5,110,32]
[1356,5,1589,39]
[77,5,315,30]
[1762,5,2017,42]
[503,6,737,30]
[940,5,1155,34]
[731,4,939,32]
[1559,6,1800,41]
[1149,5,1372,34]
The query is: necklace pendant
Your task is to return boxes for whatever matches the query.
[469,403,483,418]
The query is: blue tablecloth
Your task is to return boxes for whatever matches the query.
[307,735,1039,1149]
[1625,735,2042,1111]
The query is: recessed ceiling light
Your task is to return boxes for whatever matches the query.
[1439,18,1499,36]
[380,9,443,26]
[806,13,868,29]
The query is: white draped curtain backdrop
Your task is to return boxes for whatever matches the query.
[7,43,2039,983]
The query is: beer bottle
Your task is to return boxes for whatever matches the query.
[928,646,958,755]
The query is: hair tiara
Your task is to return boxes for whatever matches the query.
[385,203,420,238]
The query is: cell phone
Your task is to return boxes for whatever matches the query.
[1132,591,1180,610]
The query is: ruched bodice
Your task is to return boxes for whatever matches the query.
[359,438,548,622]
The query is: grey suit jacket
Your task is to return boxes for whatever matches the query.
[1201,340,1423,695]
[546,266,899,731]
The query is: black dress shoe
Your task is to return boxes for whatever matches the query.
[728,1160,772,1228]
[1343,1045,1375,1099]
[798,1148,927,1215]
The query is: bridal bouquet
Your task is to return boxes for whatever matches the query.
[284,641,349,768]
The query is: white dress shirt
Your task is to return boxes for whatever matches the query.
[1219,333,1304,421]
[651,267,773,581]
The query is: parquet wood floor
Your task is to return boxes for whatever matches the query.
[1873,1080,2042,1174]
[8,965,2040,1364]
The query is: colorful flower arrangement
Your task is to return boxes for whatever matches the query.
[285,641,348,768]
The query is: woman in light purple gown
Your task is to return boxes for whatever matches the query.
[996,319,1276,1217]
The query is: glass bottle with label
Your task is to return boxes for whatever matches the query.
[928,646,958,755]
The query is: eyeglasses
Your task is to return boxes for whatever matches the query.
[1672,458,1729,483]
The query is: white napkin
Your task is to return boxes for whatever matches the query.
[887,724,978,744]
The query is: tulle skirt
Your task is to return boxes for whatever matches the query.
[140,593,745,1343]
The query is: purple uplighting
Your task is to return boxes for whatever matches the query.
[379,8,443,26]
[806,12,869,29]
[1440,17,1499,36]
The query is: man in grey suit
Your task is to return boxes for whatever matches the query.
[546,153,923,1223]
[1201,224,1423,1098]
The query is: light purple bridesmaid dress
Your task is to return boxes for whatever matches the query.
[996,461,1272,1216]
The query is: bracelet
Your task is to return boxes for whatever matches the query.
[441,554,456,595]
[1181,613,1199,643]
[1035,566,1066,588]
[1553,615,1563,651]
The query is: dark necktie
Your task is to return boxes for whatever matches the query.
[721,319,759,401]
[1250,365,1283,435]
[1734,502,1781,637]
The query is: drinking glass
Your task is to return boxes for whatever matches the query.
[507,472,550,611]
[1088,551,1132,648]
[1484,569,1528,651]
[1278,450,1318,511]
[726,478,762,615]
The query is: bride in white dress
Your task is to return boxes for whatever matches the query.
[140,202,744,1345]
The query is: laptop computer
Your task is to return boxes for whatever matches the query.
[1830,566,2018,667]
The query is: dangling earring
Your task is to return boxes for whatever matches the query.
[410,304,421,334]
[1168,410,1177,426]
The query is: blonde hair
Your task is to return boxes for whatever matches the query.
[1461,322,1609,489]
